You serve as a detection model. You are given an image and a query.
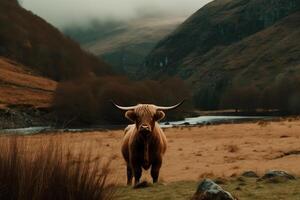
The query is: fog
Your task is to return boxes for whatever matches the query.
[21,0,212,28]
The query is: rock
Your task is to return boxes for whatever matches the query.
[241,171,259,178]
[261,170,295,180]
[259,170,296,183]
[192,179,237,200]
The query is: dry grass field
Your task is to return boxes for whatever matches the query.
[1,118,300,199]
[7,118,300,183]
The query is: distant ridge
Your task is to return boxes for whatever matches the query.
[0,0,112,80]
[64,17,184,77]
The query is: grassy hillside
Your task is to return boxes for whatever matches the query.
[142,0,300,110]
[0,57,56,109]
[190,11,300,110]
[64,17,184,77]
[0,0,111,80]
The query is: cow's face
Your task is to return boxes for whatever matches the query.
[125,105,165,136]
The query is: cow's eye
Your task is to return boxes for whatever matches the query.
[136,117,141,123]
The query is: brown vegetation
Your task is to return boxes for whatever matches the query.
[53,76,191,124]
[0,136,115,200]
[220,75,300,113]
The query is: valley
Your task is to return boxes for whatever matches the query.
[65,17,184,76]
[0,0,300,199]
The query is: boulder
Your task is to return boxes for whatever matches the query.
[192,179,237,200]
[241,171,259,178]
[260,170,296,181]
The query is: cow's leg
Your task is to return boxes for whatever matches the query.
[133,165,142,186]
[151,157,162,183]
[126,164,133,186]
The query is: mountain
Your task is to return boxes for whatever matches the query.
[142,0,300,110]
[0,0,111,81]
[64,17,184,77]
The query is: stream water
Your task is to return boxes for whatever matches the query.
[0,115,270,135]
[160,115,268,128]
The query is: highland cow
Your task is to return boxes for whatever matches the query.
[112,101,184,186]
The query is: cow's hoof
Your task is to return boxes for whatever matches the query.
[133,181,151,189]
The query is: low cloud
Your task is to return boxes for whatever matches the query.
[21,0,212,28]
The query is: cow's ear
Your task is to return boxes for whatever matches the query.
[154,111,165,121]
[125,110,137,122]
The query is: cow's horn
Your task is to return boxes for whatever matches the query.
[155,100,185,111]
[111,100,137,110]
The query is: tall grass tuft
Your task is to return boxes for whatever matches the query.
[0,136,115,200]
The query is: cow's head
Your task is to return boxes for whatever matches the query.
[112,101,184,136]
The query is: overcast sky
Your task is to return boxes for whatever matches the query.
[21,0,212,28]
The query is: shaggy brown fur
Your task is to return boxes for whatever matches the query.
[121,104,167,186]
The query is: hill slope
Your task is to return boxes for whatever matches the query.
[0,57,57,109]
[0,0,111,80]
[64,17,184,77]
[142,0,300,109]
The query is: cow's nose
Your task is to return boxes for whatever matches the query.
[140,125,150,132]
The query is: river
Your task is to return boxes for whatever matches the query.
[0,115,270,135]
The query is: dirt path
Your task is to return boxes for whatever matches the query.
[18,119,300,184]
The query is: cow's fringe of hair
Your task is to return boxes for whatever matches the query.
[135,105,156,117]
